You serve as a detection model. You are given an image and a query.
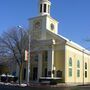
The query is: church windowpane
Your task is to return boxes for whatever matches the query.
[77,60,80,68]
[69,68,72,77]
[69,58,72,77]
[69,57,72,67]
[77,70,80,77]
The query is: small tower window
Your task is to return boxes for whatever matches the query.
[48,5,50,13]
[44,4,47,12]
[40,4,42,13]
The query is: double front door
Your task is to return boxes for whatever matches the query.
[33,67,48,80]
[33,67,38,80]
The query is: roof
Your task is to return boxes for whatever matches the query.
[47,30,90,54]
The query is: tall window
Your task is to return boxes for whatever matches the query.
[69,57,72,77]
[77,60,80,77]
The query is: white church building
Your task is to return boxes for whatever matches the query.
[23,0,90,84]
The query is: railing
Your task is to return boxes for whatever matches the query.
[39,77,62,85]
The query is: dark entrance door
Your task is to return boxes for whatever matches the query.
[33,67,38,80]
[45,68,47,77]
[23,68,26,80]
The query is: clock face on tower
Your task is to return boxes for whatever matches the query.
[33,20,42,30]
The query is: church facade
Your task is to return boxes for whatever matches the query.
[28,0,90,84]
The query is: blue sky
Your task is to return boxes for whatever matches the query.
[0,0,90,49]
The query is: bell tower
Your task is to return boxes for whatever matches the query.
[39,0,51,16]
[29,0,59,40]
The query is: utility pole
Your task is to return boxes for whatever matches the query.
[27,34,31,85]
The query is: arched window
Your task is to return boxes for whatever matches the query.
[69,57,72,67]
[77,60,80,68]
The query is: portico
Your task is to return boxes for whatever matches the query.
[30,39,56,80]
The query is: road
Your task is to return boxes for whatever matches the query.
[0,84,90,90]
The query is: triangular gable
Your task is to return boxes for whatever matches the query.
[46,30,90,54]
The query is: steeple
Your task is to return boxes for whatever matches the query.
[39,0,51,16]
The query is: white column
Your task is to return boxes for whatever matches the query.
[47,46,54,78]
[38,51,42,81]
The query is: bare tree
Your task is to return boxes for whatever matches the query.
[0,27,28,84]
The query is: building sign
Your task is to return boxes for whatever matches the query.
[25,50,28,61]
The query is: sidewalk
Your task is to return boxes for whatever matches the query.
[0,82,27,87]
[0,81,89,88]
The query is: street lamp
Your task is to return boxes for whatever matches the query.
[17,26,31,85]
[17,25,23,84]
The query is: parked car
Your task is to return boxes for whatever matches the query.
[0,74,18,83]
